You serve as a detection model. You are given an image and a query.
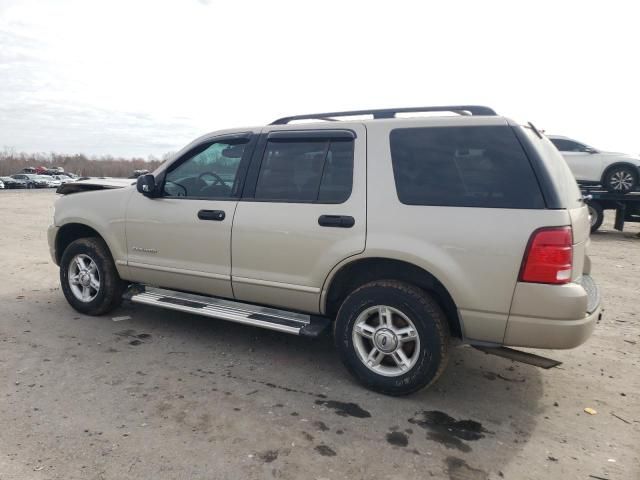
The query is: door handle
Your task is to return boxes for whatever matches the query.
[318,215,355,228]
[198,209,225,221]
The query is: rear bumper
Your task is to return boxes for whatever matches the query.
[503,276,602,349]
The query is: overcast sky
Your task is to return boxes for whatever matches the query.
[1,0,639,158]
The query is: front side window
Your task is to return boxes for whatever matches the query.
[390,126,545,209]
[163,139,248,198]
[254,138,353,203]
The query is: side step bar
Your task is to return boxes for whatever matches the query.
[124,286,330,338]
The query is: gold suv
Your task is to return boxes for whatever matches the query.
[48,106,602,395]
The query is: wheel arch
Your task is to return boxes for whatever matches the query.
[55,222,108,264]
[323,257,463,338]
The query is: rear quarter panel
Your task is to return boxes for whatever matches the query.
[363,118,572,343]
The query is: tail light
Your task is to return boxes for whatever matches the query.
[520,227,573,284]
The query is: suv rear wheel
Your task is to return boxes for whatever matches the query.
[60,237,125,315]
[603,166,637,194]
[334,280,450,396]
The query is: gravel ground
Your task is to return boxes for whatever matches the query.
[0,189,638,480]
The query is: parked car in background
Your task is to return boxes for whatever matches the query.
[0,176,28,189]
[52,174,73,184]
[12,174,49,188]
[43,176,62,188]
[0,179,4,189]
[548,135,640,193]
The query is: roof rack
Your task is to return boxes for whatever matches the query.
[270,105,497,125]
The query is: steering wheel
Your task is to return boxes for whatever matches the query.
[198,171,227,186]
[164,180,187,197]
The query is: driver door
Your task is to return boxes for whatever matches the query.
[125,133,256,298]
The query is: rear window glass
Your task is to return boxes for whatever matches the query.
[389,126,545,208]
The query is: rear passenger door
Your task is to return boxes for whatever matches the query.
[231,126,366,313]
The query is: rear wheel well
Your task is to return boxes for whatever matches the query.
[55,223,103,264]
[325,258,462,338]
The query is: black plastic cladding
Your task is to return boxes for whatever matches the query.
[270,105,497,125]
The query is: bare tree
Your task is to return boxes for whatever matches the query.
[0,148,164,177]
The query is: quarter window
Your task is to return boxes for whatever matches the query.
[389,126,545,209]
[254,137,353,203]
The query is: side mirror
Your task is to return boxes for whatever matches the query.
[136,174,157,197]
[584,147,598,154]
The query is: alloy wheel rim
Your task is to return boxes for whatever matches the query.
[68,254,100,302]
[352,305,421,377]
[609,171,633,191]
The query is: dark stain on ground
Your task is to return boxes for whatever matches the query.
[315,400,371,418]
[314,445,337,457]
[409,411,488,441]
[446,456,489,480]
[301,431,314,441]
[335,429,344,435]
[313,420,330,432]
[428,432,471,453]
[258,450,279,463]
[483,371,525,383]
[223,372,329,399]
[115,329,151,345]
[386,431,409,447]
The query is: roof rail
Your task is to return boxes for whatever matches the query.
[270,105,497,125]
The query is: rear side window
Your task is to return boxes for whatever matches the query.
[254,138,353,203]
[389,126,545,208]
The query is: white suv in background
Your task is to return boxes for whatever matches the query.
[548,135,640,193]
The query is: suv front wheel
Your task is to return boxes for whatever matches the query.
[60,237,125,315]
[603,166,638,194]
[334,280,450,396]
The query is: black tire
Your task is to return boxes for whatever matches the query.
[27,183,34,189]
[587,201,604,233]
[603,166,638,194]
[59,237,125,315]
[334,280,450,396]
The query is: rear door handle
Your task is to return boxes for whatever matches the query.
[198,209,225,221]
[318,215,355,228]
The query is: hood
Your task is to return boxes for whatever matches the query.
[56,177,135,195]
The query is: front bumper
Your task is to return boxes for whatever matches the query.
[47,224,59,265]
[503,275,602,349]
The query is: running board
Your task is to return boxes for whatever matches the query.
[125,286,330,337]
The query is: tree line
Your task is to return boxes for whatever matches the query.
[0,149,169,177]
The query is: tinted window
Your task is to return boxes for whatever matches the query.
[254,138,353,203]
[163,139,247,198]
[550,138,586,152]
[390,126,545,208]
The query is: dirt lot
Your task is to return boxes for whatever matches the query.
[0,189,638,480]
